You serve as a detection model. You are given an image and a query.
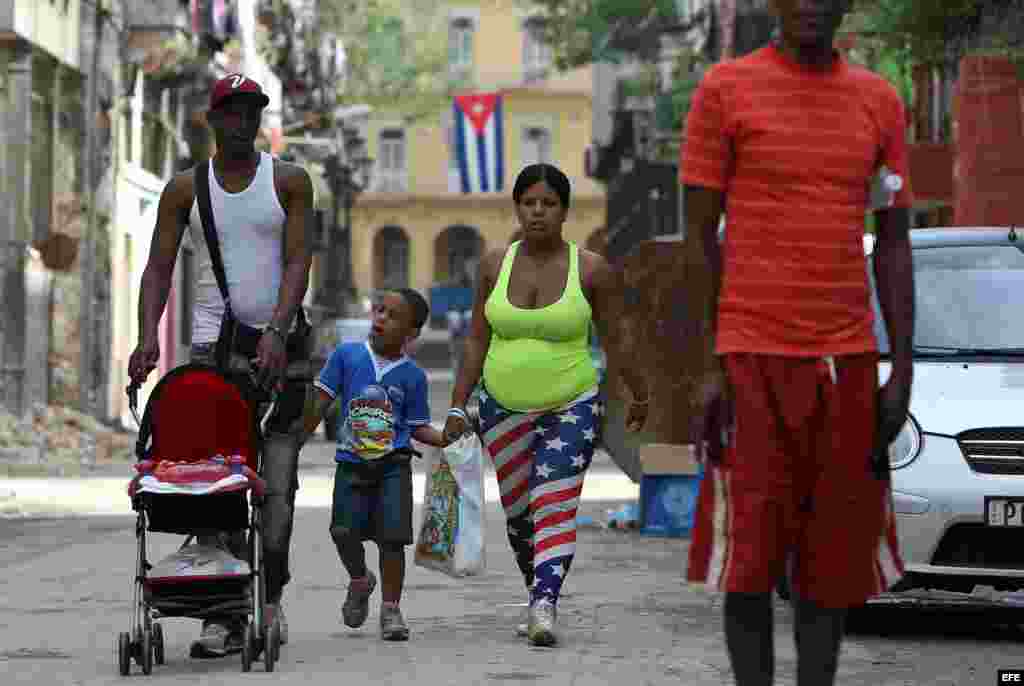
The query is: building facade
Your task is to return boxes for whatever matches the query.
[107,0,289,425]
[0,0,86,416]
[340,0,606,326]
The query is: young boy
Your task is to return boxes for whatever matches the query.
[300,288,446,641]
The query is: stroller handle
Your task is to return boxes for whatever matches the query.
[126,379,142,426]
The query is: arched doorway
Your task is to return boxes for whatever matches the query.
[434,225,484,287]
[373,225,410,291]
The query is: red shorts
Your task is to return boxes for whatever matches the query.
[687,353,904,608]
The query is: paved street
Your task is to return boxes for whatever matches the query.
[2,379,1024,684]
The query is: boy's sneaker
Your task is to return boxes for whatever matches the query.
[342,571,377,628]
[380,604,409,641]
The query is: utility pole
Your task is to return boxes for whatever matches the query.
[320,131,356,319]
[300,119,369,320]
[79,0,106,417]
[338,161,356,311]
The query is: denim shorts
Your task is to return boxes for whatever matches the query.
[331,457,413,545]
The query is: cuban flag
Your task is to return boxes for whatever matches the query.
[453,92,504,193]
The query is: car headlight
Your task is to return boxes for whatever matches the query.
[888,415,922,470]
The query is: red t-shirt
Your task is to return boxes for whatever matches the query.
[681,45,914,356]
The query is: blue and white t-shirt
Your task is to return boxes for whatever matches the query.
[315,341,431,463]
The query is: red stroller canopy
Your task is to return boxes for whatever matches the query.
[143,365,258,471]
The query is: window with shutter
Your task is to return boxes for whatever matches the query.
[522,17,551,82]
[376,128,407,193]
[521,126,552,167]
[449,17,474,77]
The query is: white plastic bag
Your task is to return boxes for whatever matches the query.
[414,433,487,577]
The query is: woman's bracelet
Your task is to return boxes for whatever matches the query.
[447,407,470,422]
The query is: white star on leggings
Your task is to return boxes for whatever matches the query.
[536,462,554,479]
[545,437,567,452]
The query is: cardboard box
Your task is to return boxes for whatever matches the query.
[638,443,699,476]
[638,443,702,538]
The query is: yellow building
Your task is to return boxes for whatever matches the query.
[329,0,604,325]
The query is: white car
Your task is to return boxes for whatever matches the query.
[870,227,1024,595]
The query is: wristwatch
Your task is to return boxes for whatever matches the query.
[265,324,286,344]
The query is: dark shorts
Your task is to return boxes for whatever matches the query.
[331,457,414,545]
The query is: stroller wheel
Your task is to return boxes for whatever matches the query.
[264,620,279,673]
[141,628,153,675]
[240,623,254,672]
[152,622,165,665]
[117,632,131,676]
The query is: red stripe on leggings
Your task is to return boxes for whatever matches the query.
[501,478,529,508]
[487,420,534,457]
[534,508,577,532]
[534,529,577,554]
[496,449,531,482]
[530,484,583,513]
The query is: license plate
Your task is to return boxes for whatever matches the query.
[985,497,1024,526]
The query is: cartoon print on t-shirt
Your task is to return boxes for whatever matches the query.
[341,384,396,460]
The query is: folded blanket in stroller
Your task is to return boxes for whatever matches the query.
[148,542,251,585]
[128,455,266,498]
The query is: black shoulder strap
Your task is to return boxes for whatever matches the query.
[193,162,231,310]
[194,159,311,332]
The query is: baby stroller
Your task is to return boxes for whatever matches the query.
[118,363,282,675]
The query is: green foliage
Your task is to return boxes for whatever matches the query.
[520,0,680,70]
[320,0,450,121]
[872,49,914,104]
[848,0,1024,129]
[852,0,986,64]
[518,0,715,131]
[656,73,701,131]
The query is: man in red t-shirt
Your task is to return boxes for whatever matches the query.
[682,1,915,684]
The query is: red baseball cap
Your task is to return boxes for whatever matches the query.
[209,73,271,110]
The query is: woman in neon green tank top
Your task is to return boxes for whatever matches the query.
[443,164,650,647]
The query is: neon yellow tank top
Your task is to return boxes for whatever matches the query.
[483,241,599,412]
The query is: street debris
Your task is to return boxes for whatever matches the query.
[606,502,640,529]
[0,404,136,471]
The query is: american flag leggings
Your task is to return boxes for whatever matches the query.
[476,387,604,606]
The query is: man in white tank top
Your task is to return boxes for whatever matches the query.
[128,74,314,657]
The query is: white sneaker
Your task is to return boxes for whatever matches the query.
[527,599,557,647]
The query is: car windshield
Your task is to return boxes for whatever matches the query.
[873,244,1024,355]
